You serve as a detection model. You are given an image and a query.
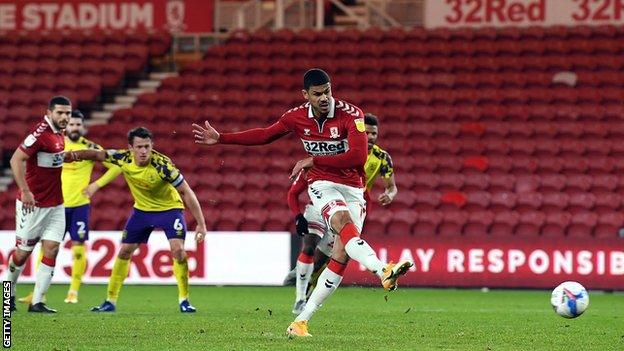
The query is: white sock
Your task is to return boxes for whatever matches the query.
[295,260,314,302]
[32,262,54,304]
[5,258,24,297]
[295,266,343,322]
[344,237,386,277]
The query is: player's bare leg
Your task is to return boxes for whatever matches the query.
[29,240,59,313]
[5,247,33,311]
[170,238,196,313]
[91,243,137,312]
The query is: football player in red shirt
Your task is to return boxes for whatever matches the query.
[7,96,88,313]
[193,69,412,337]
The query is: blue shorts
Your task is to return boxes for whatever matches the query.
[64,204,90,242]
[122,208,186,244]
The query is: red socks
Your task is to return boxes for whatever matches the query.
[339,222,360,243]
[327,259,347,276]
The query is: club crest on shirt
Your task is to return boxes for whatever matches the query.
[303,128,311,136]
[355,118,365,132]
[329,127,340,139]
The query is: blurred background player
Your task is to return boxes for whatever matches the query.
[19,109,122,305]
[362,113,397,212]
[6,96,101,313]
[62,109,122,303]
[192,68,412,337]
[84,127,207,313]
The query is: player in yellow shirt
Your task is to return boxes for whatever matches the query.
[18,109,122,305]
[362,113,397,212]
[70,127,207,313]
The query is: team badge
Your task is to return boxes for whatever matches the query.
[354,118,365,132]
[329,127,340,139]
[304,128,310,136]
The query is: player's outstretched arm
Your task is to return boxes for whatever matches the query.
[176,180,207,243]
[194,120,290,146]
[379,175,398,206]
[192,121,220,145]
[65,149,107,162]
[10,148,35,211]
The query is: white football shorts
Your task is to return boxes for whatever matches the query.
[307,180,367,234]
[15,200,65,251]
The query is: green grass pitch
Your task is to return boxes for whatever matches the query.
[9,284,624,350]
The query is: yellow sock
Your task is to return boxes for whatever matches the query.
[69,245,87,293]
[106,257,130,304]
[173,258,189,302]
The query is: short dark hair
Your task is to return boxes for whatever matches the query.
[364,113,379,126]
[128,127,153,145]
[48,96,71,110]
[71,109,84,119]
[303,68,330,90]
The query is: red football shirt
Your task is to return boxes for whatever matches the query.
[220,97,368,188]
[16,116,65,207]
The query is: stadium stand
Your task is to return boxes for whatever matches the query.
[2,25,624,238]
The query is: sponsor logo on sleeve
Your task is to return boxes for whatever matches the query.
[355,118,365,132]
[22,134,37,148]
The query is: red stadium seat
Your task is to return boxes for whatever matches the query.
[595,213,624,238]
[464,211,494,236]
[542,212,571,237]
[567,212,598,237]
[567,193,596,214]
[465,191,491,211]
[515,211,545,237]
[539,174,566,192]
[594,193,622,214]
[438,211,468,236]
[541,192,569,213]
[413,211,442,236]
[515,192,542,213]
[490,211,519,236]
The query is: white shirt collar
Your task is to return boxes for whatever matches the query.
[44,115,61,134]
[307,97,335,119]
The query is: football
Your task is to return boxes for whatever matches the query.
[550,281,589,318]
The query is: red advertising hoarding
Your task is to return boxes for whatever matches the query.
[343,235,624,290]
[425,0,624,29]
[0,0,213,32]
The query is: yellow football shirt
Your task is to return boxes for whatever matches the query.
[364,144,394,191]
[104,149,185,212]
[62,136,122,207]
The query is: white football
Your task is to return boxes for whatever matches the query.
[550,281,589,318]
